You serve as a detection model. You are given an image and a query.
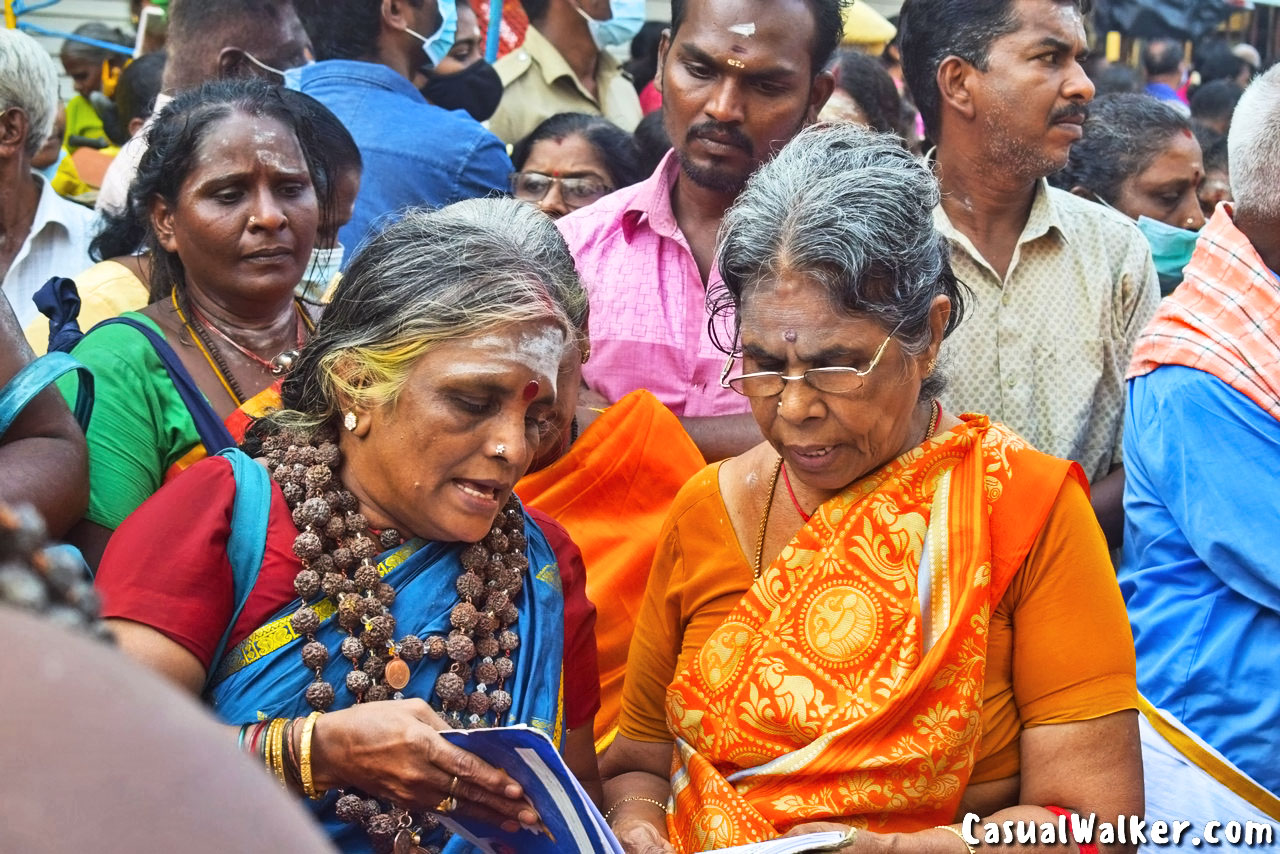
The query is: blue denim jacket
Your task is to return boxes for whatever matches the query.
[297,60,512,251]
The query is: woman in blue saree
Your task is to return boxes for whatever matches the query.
[93,199,602,853]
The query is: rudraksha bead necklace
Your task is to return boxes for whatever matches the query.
[259,425,529,853]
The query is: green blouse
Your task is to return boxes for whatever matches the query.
[58,313,203,529]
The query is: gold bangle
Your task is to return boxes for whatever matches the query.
[936,824,977,854]
[300,711,325,800]
[270,719,289,788]
[263,718,278,774]
[604,795,667,822]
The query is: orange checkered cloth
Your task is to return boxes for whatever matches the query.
[1128,204,1280,421]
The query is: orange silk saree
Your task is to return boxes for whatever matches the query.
[518,390,705,749]
[666,416,1079,851]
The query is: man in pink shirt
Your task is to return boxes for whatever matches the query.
[557,0,841,460]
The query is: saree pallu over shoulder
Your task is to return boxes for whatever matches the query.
[208,503,565,854]
[666,416,1078,852]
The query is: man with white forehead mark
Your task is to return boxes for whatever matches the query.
[557,0,845,463]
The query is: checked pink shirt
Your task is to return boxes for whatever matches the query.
[557,151,750,418]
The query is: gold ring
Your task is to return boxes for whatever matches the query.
[449,775,459,797]
[435,795,457,814]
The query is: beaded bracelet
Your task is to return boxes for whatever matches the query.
[936,824,977,854]
[300,711,325,800]
[604,796,668,822]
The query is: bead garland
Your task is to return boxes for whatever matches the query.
[257,424,530,853]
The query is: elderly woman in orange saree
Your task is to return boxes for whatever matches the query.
[602,125,1144,854]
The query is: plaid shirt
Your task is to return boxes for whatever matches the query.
[1129,204,1280,421]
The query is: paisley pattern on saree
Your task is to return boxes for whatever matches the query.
[666,417,1056,853]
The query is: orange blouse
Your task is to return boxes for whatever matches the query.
[619,461,1137,783]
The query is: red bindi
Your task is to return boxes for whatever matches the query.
[523,380,540,402]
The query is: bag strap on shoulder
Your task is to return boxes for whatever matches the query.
[204,447,272,694]
[96,316,235,455]
[0,351,93,436]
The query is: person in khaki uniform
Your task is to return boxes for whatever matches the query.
[490,0,644,144]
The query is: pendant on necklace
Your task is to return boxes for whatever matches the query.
[385,656,411,691]
[271,350,300,376]
[393,828,425,854]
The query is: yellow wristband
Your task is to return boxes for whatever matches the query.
[300,711,325,800]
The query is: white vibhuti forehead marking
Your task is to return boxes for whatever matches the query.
[727,22,756,37]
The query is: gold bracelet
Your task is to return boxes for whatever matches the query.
[263,718,278,774]
[604,795,668,822]
[936,824,977,854]
[271,719,289,788]
[300,711,325,800]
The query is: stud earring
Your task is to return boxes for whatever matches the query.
[344,411,357,432]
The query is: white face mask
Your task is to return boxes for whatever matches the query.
[296,244,345,304]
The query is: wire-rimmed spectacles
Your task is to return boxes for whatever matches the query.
[718,323,903,397]
[509,172,612,210]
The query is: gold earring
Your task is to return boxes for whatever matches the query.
[343,411,357,432]
[926,358,938,376]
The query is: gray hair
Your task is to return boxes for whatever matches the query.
[1228,64,1280,220]
[711,123,965,398]
[271,198,583,434]
[433,198,589,343]
[0,29,60,159]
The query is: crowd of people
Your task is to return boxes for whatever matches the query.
[0,0,1277,852]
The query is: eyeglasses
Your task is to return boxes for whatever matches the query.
[719,323,903,398]
[509,171,612,210]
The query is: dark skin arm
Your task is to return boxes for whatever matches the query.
[1090,464,1125,552]
[0,298,88,537]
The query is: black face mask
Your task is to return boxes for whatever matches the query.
[421,60,504,122]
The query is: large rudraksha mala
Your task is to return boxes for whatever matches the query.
[258,425,529,853]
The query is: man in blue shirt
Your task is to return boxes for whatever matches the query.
[1142,38,1190,116]
[293,0,511,250]
[1120,66,1280,832]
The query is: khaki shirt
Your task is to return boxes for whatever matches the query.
[935,179,1160,482]
[490,26,643,144]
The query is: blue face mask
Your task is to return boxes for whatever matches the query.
[406,0,459,67]
[572,0,645,49]
[1136,215,1199,294]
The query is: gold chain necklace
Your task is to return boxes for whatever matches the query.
[753,457,783,579]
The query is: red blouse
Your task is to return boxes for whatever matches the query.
[96,456,601,729]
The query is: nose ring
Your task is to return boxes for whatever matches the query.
[248,216,258,225]
[495,443,507,457]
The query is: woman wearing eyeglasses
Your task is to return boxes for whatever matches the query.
[602,125,1142,854]
[509,113,644,219]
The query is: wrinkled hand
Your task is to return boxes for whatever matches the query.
[614,818,676,854]
[309,698,539,831]
[783,822,884,853]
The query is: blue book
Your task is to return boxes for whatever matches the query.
[438,725,622,854]
[437,725,859,853]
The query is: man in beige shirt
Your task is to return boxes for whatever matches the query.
[490,0,644,144]
[899,0,1160,547]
